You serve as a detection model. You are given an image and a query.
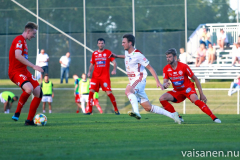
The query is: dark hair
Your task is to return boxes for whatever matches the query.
[123,34,135,46]
[25,22,38,30]
[97,38,105,43]
[44,74,49,77]
[14,96,18,101]
[165,48,177,57]
[220,28,223,31]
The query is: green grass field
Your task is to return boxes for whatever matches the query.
[0,114,240,160]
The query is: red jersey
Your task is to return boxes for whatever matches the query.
[163,62,194,91]
[8,35,28,77]
[90,49,115,79]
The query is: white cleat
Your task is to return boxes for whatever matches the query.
[172,112,181,124]
[228,91,232,96]
[214,118,221,123]
[128,111,141,120]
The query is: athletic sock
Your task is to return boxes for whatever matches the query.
[81,101,86,114]
[108,93,118,112]
[87,91,94,113]
[15,91,31,114]
[160,100,176,113]
[127,93,139,114]
[195,100,217,120]
[27,97,41,121]
[94,99,103,113]
[150,105,174,119]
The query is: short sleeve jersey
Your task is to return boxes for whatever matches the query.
[37,53,49,67]
[90,49,115,79]
[163,62,194,91]
[124,49,149,82]
[8,35,28,77]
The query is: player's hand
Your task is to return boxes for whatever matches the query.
[111,70,116,75]
[111,53,117,58]
[87,72,91,77]
[157,82,164,90]
[33,65,43,72]
[163,82,171,89]
[200,94,207,103]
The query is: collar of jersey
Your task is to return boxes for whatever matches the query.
[129,48,136,55]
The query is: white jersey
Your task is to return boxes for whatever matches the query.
[124,49,149,86]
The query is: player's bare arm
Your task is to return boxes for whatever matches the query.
[74,84,78,96]
[111,53,125,59]
[191,75,207,103]
[111,60,117,75]
[145,64,164,90]
[163,79,171,89]
[15,50,43,72]
[88,64,94,77]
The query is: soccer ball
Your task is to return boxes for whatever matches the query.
[34,113,47,126]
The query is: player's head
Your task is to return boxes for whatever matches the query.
[220,28,224,33]
[44,74,49,82]
[200,43,205,49]
[208,43,213,48]
[82,73,86,80]
[66,52,70,57]
[165,48,177,65]
[13,96,18,102]
[122,34,135,50]
[97,38,105,50]
[73,74,79,80]
[40,49,45,54]
[24,22,38,40]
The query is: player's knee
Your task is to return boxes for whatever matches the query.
[24,87,33,94]
[159,96,166,101]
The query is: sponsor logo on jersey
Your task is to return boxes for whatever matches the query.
[173,80,184,86]
[103,53,106,57]
[167,68,172,72]
[126,61,128,64]
[176,85,185,89]
[103,82,108,87]
[179,70,183,75]
[98,54,102,57]
[170,76,184,80]
[97,61,106,65]
[186,87,191,93]
[187,68,192,75]
[129,57,132,62]
[173,72,177,75]
[95,58,106,60]
[143,57,147,61]
[23,54,28,59]
[94,52,98,54]
[16,43,22,49]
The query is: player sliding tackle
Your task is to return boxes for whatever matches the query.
[160,48,221,123]
[112,34,181,124]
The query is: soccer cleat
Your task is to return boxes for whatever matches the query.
[128,111,141,120]
[12,113,20,121]
[172,112,181,124]
[213,118,221,123]
[115,110,120,115]
[179,116,184,122]
[24,120,36,126]
[76,110,79,113]
[84,112,92,115]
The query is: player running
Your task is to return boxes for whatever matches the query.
[9,22,44,126]
[111,34,181,123]
[87,38,120,115]
[160,48,221,123]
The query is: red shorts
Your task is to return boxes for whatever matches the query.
[90,78,111,92]
[9,71,39,90]
[167,83,197,103]
[75,94,81,103]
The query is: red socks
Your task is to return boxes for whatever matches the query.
[27,97,42,121]
[94,99,103,114]
[108,93,118,112]
[15,91,31,113]
[160,100,176,113]
[87,91,94,113]
[195,100,217,120]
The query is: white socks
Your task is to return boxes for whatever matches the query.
[150,105,174,119]
[81,101,86,113]
[49,110,52,113]
[127,93,139,114]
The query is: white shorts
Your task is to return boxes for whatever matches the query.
[80,94,89,103]
[0,93,6,103]
[128,79,149,103]
[42,96,53,102]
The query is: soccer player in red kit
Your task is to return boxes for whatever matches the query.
[160,48,221,123]
[9,22,44,125]
[86,38,119,114]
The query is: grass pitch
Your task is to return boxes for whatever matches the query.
[0,113,239,160]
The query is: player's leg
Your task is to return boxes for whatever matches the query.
[106,90,119,114]
[229,83,239,96]
[125,84,140,118]
[48,102,52,113]
[140,101,181,124]
[12,79,33,121]
[42,102,46,113]
[65,67,69,83]
[189,94,221,123]
[87,79,98,114]
[80,95,86,113]
[94,99,103,114]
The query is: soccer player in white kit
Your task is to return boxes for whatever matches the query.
[112,34,181,124]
